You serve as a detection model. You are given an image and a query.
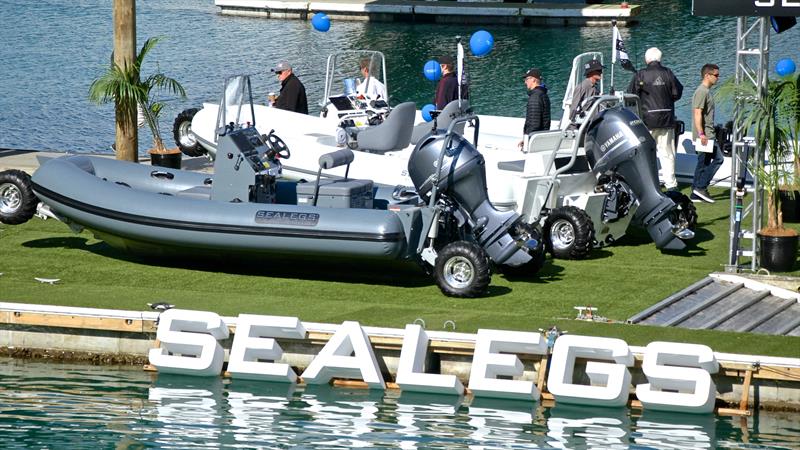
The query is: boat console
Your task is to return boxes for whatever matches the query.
[211,125,283,204]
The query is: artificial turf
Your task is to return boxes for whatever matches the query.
[1,186,799,358]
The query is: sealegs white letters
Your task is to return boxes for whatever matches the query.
[149,309,720,414]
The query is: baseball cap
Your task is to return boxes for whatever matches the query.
[438,55,455,65]
[584,59,604,76]
[522,68,542,80]
[271,61,292,73]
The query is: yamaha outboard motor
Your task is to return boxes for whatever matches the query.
[585,107,690,250]
[408,130,536,267]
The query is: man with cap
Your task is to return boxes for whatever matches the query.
[627,47,683,191]
[519,68,551,149]
[569,59,604,123]
[434,55,460,110]
[272,61,308,115]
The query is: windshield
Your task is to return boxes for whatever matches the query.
[215,75,255,142]
[322,50,387,105]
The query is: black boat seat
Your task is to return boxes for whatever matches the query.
[410,99,470,145]
[354,102,416,154]
[554,155,590,173]
[176,185,212,200]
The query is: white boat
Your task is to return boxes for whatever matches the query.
[171,51,708,255]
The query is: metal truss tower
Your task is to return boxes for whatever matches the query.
[726,17,770,272]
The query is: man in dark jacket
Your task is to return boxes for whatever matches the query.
[434,56,461,110]
[272,61,308,115]
[627,47,683,190]
[520,68,551,149]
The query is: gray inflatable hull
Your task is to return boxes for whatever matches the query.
[31,156,407,260]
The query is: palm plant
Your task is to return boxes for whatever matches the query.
[718,73,800,234]
[89,37,186,155]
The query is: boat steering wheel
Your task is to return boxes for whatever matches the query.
[264,131,291,159]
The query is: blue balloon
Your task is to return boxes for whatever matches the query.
[311,12,330,32]
[469,30,494,57]
[421,104,436,122]
[423,60,441,81]
[776,58,796,77]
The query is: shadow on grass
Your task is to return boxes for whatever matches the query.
[501,258,565,283]
[21,236,459,291]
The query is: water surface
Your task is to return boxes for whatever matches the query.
[1,358,799,448]
[1,0,798,155]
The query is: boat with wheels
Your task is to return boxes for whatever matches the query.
[0,75,544,297]
[172,52,699,257]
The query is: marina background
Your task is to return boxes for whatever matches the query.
[1,0,799,156]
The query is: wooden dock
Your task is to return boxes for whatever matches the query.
[215,0,641,26]
[1,301,799,413]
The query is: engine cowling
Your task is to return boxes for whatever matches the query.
[584,107,689,250]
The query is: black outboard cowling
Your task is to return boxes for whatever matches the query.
[408,132,533,266]
[585,107,687,250]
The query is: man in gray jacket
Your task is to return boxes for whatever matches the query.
[569,59,603,123]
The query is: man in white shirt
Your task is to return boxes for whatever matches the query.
[356,58,387,101]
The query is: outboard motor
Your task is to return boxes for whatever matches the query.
[584,107,691,250]
[408,130,536,267]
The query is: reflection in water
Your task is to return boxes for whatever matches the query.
[0,359,798,448]
[547,405,631,449]
[634,411,715,449]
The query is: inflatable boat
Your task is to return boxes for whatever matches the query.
[0,105,546,297]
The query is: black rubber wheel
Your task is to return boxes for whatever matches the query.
[0,170,38,225]
[543,206,595,259]
[172,108,205,157]
[501,221,546,277]
[434,241,491,298]
[665,190,698,231]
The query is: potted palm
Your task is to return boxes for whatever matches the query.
[719,74,800,271]
[89,37,186,168]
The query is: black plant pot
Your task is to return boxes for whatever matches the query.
[758,232,799,272]
[150,151,182,169]
[779,190,800,223]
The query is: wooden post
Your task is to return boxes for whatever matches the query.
[113,0,138,162]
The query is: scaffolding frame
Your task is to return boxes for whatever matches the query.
[725,16,770,272]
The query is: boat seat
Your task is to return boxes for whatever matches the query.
[497,160,525,173]
[410,100,469,145]
[176,185,212,200]
[354,102,416,154]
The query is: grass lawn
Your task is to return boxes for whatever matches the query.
[1,186,799,358]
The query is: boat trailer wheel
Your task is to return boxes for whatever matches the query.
[543,206,594,260]
[176,120,197,149]
[0,182,22,215]
[443,255,475,289]
[434,241,491,298]
[550,219,575,251]
[0,169,38,225]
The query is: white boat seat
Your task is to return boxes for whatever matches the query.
[354,102,416,154]
[497,160,525,173]
[176,185,212,200]
[410,100,470,145]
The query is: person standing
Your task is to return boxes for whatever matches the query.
[569,59,603,123]
[519,68,551,148]
[627,47,683,191]
[434,56,459,110]
[271,61,308,114]
[356,58,387,101]
[690,64,723,204]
